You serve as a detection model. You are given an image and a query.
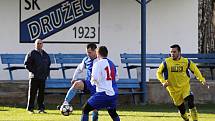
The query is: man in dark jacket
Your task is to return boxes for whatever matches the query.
[24,39,51,114]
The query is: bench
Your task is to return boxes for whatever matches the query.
[45,78,143,105]
[45,79,84,106]
[47,53,87,105]
[119,53,215,104]
[1,54,26,80]
[0,53,89,104]
[0,54,56,80]
[182,53,215,79]
[55,53,86,79]
[46,53,142,104]
[117,79,144,104]
[120,53,215,80]
[120,53,169,79]
[119,53,166,104]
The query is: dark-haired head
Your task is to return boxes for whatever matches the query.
[170,44,181,52]
[87,43,97,51]
[97,46,108,58]
[170,44,181,60]
[86,43,97,59]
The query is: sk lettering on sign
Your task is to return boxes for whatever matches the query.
[20,0,100,43]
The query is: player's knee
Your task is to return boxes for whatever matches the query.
[186,95,195,109]
[73,81,84,90]
[82,103,94,114]
[108,108,119,119]
[177,103,186,115]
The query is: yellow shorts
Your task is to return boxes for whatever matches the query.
[167,86,190,106]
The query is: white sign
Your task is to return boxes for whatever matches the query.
[20,0,100,43]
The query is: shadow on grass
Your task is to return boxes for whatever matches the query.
[1,104,214,114]
[117,104,176,112]
[91,113,179,118]
[0,109,9,111]
[115,104,215,114]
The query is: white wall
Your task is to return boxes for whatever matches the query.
[0,0,198,80]
[147,0,198,53]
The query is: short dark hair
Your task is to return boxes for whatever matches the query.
[87,43,97,50]
[170,44,181,52]
[98,46,108,57]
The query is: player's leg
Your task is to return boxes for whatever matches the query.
[63,80,84,105]
[169,91,189,121]
[177,103,189,121]
[107,108,120,121]
[92,110,98,121]
[84,80,98,121]
[81,102,94,121]
[185,94,198,121]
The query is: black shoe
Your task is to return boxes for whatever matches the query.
[27,109,34,114]
[57,105,61,110]
[38,109,47,113]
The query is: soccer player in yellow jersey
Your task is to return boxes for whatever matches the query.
[156,44,209,121]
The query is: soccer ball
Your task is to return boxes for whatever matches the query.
[60,104,73,116]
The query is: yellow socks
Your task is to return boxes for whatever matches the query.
[181,113,189,121]
[189,107,198,121]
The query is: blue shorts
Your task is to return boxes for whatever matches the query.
[88,92,118,110]
[83,80,96,95]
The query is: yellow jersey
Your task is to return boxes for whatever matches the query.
[156,56,205,92]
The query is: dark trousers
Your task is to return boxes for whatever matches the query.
[27,78,45,111]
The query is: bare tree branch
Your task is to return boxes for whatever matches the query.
[198,0,215,53]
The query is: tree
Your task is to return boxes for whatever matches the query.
[198,0,215,53]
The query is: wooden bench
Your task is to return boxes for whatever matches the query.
[46,53,141,104]
[48,54,87,105]
[1,54,26,80]
[120,53,215,79]
[120,53,169,79]
[119,53,215,104]
[117,79,144,104]
[45,79,84,105]
[55,53,86,79]
[182,53,215,79]
[119,53,165,104]
[45,78,143,105]
[0,54,56,80]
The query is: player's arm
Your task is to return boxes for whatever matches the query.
[189,60,206,85]
[156,62,169,87]
[156,62,166,83]
[71,61,85,83]
[90,62,99,85]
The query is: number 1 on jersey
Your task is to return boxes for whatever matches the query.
[105,66,115,81]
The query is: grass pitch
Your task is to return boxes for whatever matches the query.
[0,104,214,121]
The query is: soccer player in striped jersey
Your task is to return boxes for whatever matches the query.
[156,44,209,121]
[61,43,99,120]
[81,46,120,121]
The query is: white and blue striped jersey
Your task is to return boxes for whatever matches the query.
[91,58,118,96]
[72,56,98,81]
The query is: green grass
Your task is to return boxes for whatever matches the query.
[0,104,214,121]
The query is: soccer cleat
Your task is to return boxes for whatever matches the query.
[57,105,61,110]
[63,100,69,105]
[27,109,34,114]
[189,107,198,121]
[38,109,47,113]
[181,113,189,121]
